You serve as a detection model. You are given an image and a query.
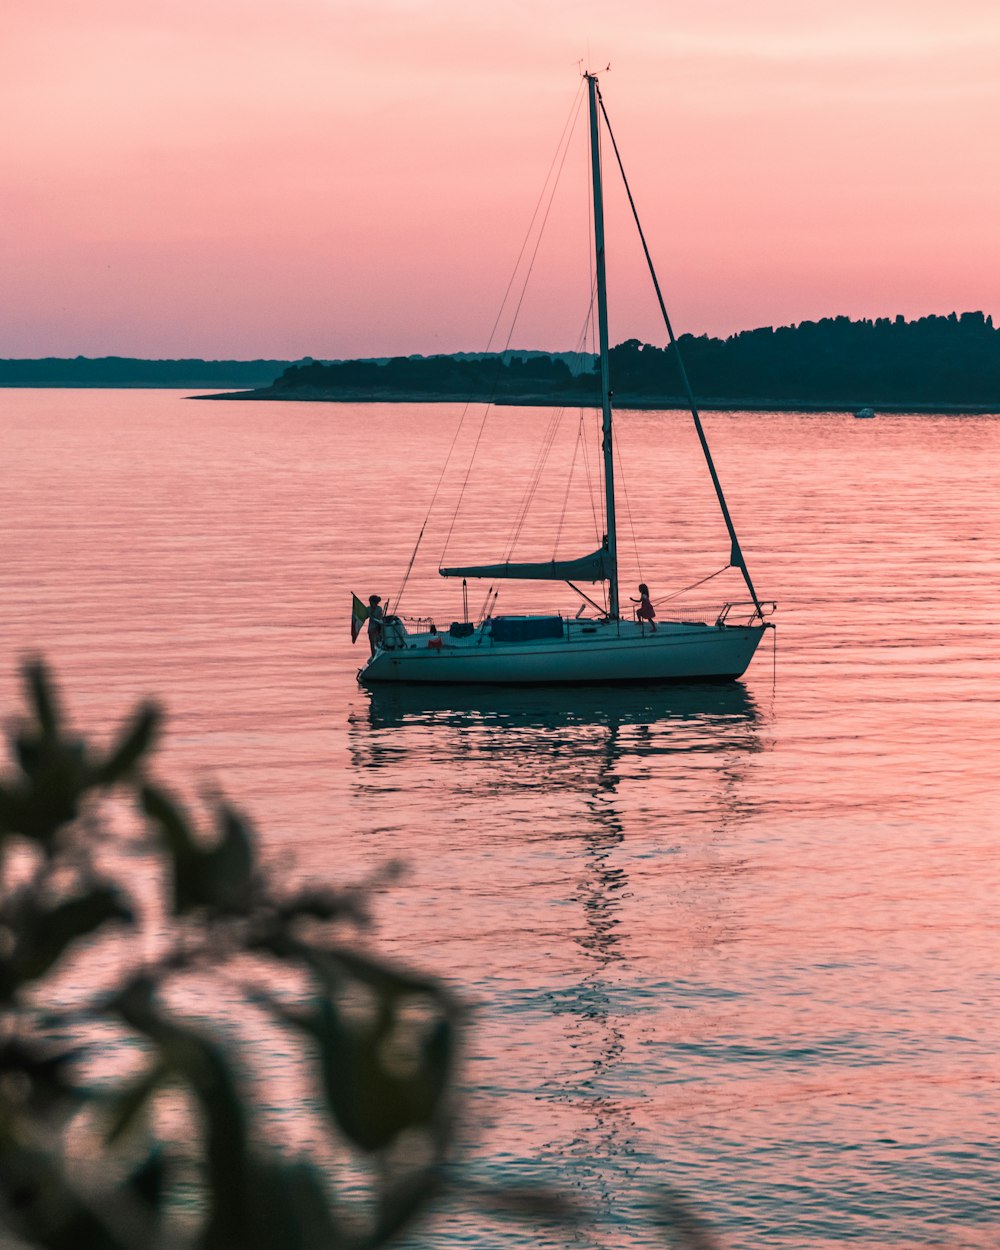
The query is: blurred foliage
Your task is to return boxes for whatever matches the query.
[0,660,719,1249]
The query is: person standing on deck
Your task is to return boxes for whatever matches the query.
[367,595,384,656]
[631,584,657,632]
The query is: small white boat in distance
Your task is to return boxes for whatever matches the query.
[854,407,877,419]
[359,72,775,687]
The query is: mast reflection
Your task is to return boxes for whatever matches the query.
[346,683,766,1240]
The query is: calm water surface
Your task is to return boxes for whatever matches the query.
[1,389,998,1247]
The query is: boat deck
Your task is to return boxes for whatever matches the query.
[361,616,765,685]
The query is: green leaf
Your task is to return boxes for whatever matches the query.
[314,996,402,1152]
[5,736,88,845]
[278,886,371,927]
[204,804,256,913]
[94,703,160,785]
[112,978,254,1236]
[276,1163,342,1250]
[326,945,448,1001]
[24,657,60,740]
[125,1147,165,1214]
[0,1138,132,1249]
[3,886,133,993]
[313,991,454,1155]
[139,787,259,915]
[105,1060,169,1145]
[207,1159,342,1250]
[0,1036,81,1120]
[372,1165,442,1245]
[0,784,27,837]
[140,783,196,861]
[140,784,204,914]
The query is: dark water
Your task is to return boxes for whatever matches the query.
[2,390,998,1247]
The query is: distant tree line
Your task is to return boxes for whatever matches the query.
[269,312,1000,407]
[0,350,592,391]
[8,314,999,405]
[610,311,999,405]
[272,351,590,401]
[0,357,299,388]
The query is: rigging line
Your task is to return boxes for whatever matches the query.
[552,417,582,557]
[565,581,605,614]
[572,272,605,547]
[651,565,729,606]
[578,409,601,545]
[504,272,590,555]
[504,401,566,560]
[498,90,593,559]
[440,90,586,569]
[548,288,604,560]
[395,84,585,611]
[575,285,603,549]
[390,514,433,617]
[484,80,586,355]
[481,586,500,625]
[596,85,764,616]
[576,414,607,615]
[495,94,584,358]
[613,433,643,586]
[391,390,489,612]
[476,584,494,623]
[583,116,606,550]
[573,303,602,553]
[503,204,607,591]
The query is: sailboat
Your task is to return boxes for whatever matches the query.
[359,73,773,686]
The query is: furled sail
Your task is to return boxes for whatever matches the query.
[440,547,610,583]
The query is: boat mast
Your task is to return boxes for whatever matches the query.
[586,72,619,621]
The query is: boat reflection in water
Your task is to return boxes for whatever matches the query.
[347,682,766,1235]
[357,680,760,749]
[351,679,764,833]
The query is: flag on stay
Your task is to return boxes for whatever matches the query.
[351,593,370,644]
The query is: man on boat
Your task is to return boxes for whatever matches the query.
[367,595,384,656]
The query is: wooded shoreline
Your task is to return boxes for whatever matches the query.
[201,310,1000,412]
[7,311,1000,412]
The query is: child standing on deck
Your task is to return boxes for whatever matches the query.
[632,584,657,632]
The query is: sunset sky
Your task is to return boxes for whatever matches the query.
[4,0,999,360]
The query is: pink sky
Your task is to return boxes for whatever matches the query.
[3,0,999,359]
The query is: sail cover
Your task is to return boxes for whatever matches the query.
[440,548,611,583]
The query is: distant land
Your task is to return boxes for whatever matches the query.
[0,357,299,389]
[0,350,589,391]
[200,312,1000,412]
[5,314,1000,411]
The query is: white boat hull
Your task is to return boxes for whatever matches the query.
[359,618,765,686]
